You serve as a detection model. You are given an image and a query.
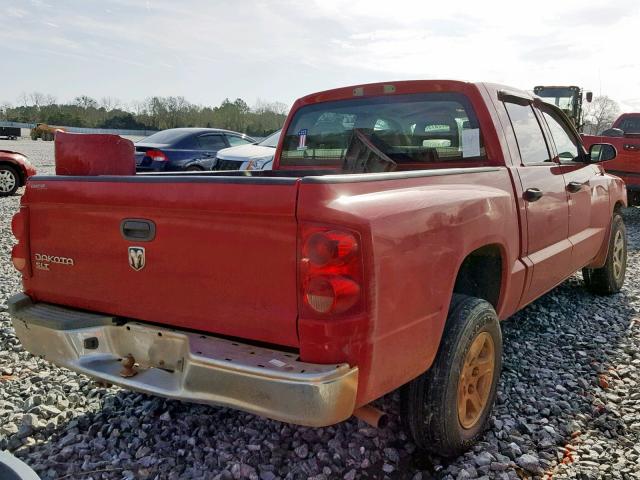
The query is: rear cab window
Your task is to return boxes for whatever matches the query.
[279,93,487,171]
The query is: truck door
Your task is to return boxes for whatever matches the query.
[538,104,610,271]
[502,100,572,305]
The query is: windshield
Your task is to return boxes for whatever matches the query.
[534,87,577,111]
[259,130,281,147]
[138,129,190,145]
[280,93,485,168]
[618,116,640,134]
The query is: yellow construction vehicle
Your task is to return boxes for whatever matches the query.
[30,123,65,141]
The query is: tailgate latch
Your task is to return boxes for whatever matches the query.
[121,219,156,242]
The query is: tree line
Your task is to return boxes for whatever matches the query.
[0,92,624,137]
[0,93,289,136]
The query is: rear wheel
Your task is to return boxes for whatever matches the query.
[0,165,20,196]
[401,295,502,457]
[583,213,626,294]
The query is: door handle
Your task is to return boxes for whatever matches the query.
[566,181,584,193]
[523,188,543,202]
[121,219,156,242]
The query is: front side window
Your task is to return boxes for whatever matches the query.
[618,116,640,134]
[280,93,486,168]
[227,135,253,147]
[259,130,281,147]
[504,102,551,165]
[540,109,581,162]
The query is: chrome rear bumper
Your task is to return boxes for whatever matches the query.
[8,293,358,427]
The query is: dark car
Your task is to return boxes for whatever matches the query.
[135,128,255,172]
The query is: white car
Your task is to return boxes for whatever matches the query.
[214,130,280,171]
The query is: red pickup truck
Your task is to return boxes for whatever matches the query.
[582,113,640,205]
[9,80,627,457]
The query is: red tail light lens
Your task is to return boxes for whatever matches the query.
[147,149,168,162]
[11,244,26,271]
[11,206,31,277]
[11,211,25,238]
[306,276,361,314]
[300,225,364,317]
[304,230,358,267]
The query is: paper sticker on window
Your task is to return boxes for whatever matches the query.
[297,129,308,151]
[462,128,481,158]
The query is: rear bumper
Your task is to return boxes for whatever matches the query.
[8,294,358,427]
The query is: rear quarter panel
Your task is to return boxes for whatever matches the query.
[296,168,523,405]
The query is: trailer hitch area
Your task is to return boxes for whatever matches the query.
[119,354,138,378]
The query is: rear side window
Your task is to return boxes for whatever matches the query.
[503,103,551,165]
[198,135,226,150]
[280,92,486,168]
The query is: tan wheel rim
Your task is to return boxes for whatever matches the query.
[458,331,495,429]
[612,229,625,281]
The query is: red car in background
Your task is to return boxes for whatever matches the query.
[0,150,37,196]
[582,113,640,205]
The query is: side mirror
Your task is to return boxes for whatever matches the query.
[585,91,593,103]
[602,128,624,137]
[589,143,617,162]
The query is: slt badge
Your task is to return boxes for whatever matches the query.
[128,246,145,271]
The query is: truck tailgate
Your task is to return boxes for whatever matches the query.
[22,176,300,347]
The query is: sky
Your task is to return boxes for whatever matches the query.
[1,0,639,111]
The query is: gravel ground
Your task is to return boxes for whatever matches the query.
[1,137,639,479]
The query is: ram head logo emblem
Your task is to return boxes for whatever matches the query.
[128,247,145,271]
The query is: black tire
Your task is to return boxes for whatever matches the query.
[0,165,20,196]
[582,213,626,295]
[400,295,502,458]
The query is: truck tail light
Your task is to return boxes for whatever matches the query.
[306,276,361,314]
[11,206,31,277]
[12,245,27,271]
[146,149,168,162]
[299,225,364,317]
[304,230,358,266]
